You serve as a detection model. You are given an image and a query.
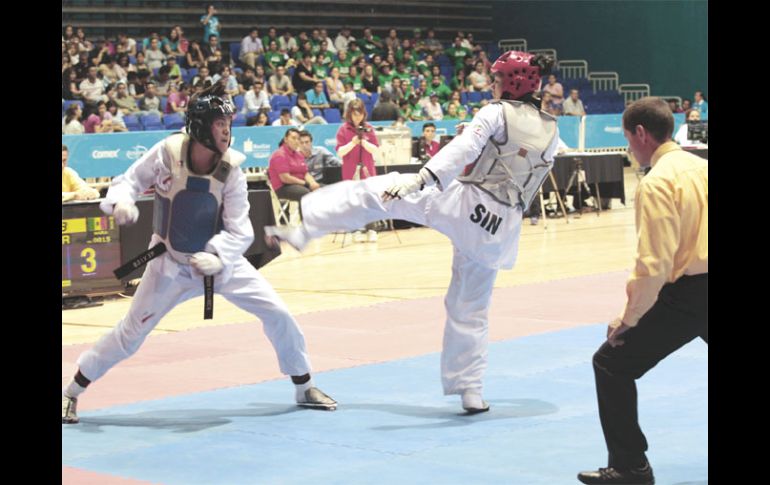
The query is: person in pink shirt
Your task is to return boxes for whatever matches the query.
[336,99,379,181]
[268,128,320,216]
[542,74,564,115]
[83,101,114,133]
[334,98,382,242]
[166,83,191,114]
[418,122,440,162]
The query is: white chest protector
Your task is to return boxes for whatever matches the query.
[457,100,557,211]
[152,133,246,264]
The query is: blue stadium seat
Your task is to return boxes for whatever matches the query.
[183,68,198,84]
[267,110,281,124]
[123,114,141,131]
[159,96,167,113]
[229,43,241,64]
[436,54,451,67]
[355,92,372,103]
[481,91,493,100]
[233,94,245,112]
[312,108,322,117]
[270,95,290,111]
[162,112,185,130]
[323,109,341,123]
[232,113,247,127]
[139,113,162,130]
[63,100,84,113]
[467,91,483,104]
[460,92,469,105]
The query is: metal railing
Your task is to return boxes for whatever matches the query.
[530,48,557,63]
[619,84,651,104]
[588,72,619,93]
[557,60,588,79]
[497,38,527,52]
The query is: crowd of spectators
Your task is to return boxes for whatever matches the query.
[63,23,504,133]
[62,21,707,143]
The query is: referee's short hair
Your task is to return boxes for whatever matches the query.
[622,96,674,143]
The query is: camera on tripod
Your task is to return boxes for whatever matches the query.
[687,121,708,144]
[564,157,596,212]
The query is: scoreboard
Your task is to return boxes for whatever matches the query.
[61,190,280,297]
[62,202,123,296]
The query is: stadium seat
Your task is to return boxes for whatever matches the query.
[162,112,184,130]
[232,113,247,127]
[139,113,163,130]
[123,114,141,131]
[267,110,281,124]
[323,109,341,123]
[270,95,290,111]
[63,100,84,113]
[466,91,483,104]
[233,94,245,112]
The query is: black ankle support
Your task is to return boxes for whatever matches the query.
[291,373,310,385]
[74,370,91,388]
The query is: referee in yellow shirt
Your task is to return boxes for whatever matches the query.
[62,144,99,202]
[578,97,708,485]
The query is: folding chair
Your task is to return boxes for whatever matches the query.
[265,170,299,226]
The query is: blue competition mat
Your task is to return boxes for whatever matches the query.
[63,324,708,484]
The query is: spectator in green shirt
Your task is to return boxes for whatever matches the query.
[443,102,461,120]
[357,28,383,57]
[262,27,279,52]
[334,50,352,78]
[445,37,472,71]
[264,40,286,73]
[348,65,363,92]
[313,55,329,79]
[427,64,446,86]
[416,54,435,78]
[427,76,452,103]
[407,95,425,121]
[450,69,470,92]
[378,62,394,92]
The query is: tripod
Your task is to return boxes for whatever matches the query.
[367,127,402,244]
[563,158,601,217]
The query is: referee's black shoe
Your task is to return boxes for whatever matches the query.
[577,461,654,484]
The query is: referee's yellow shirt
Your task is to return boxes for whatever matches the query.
[620,142,708,327]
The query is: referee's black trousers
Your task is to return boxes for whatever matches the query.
[592,273,708,469]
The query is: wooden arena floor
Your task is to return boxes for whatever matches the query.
[62,168,641,346]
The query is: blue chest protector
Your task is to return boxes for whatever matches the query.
[152,134,236,264]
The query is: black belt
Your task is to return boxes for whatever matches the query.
[113,243,167,280]
[114,242,215,320]
[204,275,214,320]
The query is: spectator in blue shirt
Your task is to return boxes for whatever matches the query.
[693,90,708,118]
[305,81,330,110]
[200,5,220,42]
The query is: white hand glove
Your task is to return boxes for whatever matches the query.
[382,168,435,201]
[112,201,139,225]
[190,252,224,276]
[75,187,99,201]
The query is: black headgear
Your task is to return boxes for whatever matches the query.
[185,94,236,154]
